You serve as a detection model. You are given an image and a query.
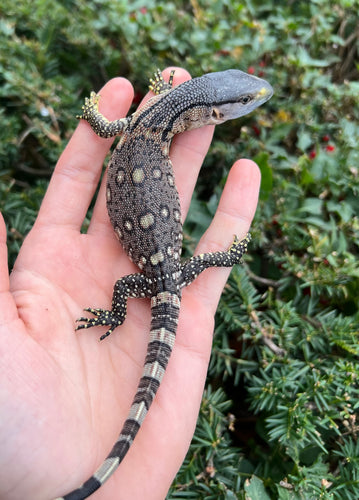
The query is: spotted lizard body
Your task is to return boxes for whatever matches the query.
[55,69,273,500]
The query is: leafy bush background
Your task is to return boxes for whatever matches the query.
[1,1,359,498]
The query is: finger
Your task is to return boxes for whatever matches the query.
[171,125,214,218]
[161,68,214,218]
[36,77,134,231]
[185,159,261,313]
[0,213,9,293]
[88,68,214,236]
[0,213,19,325]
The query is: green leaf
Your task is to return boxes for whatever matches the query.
[277,485,303,500]
[244,476,271,500]
[254,151,273,200]
[297,130,313,152]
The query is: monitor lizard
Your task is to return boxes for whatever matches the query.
[55,68,273,499]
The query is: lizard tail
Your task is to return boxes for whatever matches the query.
[56,290,180,500]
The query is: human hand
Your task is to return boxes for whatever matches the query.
[0,68,261,500]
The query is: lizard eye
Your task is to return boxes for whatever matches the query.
[238,95,253,105]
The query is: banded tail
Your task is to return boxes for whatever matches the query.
[56,291,180,500]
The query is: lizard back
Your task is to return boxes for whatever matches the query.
[107,129,183,280]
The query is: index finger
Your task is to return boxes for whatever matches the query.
[35,77,134,231]
[160,68,215,218]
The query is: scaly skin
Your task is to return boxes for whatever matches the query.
[55,69,272,500]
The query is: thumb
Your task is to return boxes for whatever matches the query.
[0,213,19,327]
[0,213,10,292]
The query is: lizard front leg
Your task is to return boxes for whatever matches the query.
[148,68,175,94]
[179,234,251,288]
[78,69,175,139]
[76,273,152,341]
[77,91,130,138]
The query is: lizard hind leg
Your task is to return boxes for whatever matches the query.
[76,273,153,341]
[179,233,251,289]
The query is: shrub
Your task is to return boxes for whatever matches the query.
[1,1,358,498]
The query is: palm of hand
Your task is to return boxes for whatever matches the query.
[0,69,260,500]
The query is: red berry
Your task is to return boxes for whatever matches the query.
[252,124,261,136]
[248,66,255,74]
[217,49,230,56]
[326,144,335,152]
[133,91,143,104]
[309,150,316,159]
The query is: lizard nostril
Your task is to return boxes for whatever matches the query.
[212,108,224,120]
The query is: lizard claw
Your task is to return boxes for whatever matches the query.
[76,307,124,341]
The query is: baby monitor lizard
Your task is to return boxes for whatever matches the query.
[55,68,273,499]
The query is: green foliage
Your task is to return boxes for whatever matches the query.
[1,0,359,498]
[169,387,248,499]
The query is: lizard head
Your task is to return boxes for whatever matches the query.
[199,69,273,125]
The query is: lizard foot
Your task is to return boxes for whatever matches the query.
[228,233,251,259]
[76,307,124,341]
[149,68,175,95]
[76,91,100,121]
